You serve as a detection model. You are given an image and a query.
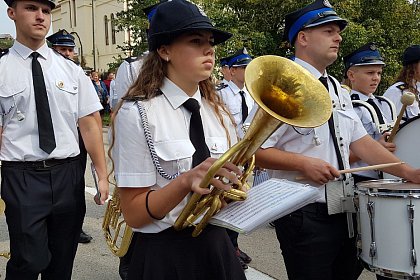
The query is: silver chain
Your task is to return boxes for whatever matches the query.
[135,101,180,180]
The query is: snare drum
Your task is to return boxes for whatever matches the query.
[356,179,420,279]
[384,116,420,179]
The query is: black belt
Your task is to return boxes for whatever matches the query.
[2,156,79,170]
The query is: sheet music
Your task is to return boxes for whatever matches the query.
[210,178,320,234]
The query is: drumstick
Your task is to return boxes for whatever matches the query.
[387,92,415,143]
[295,162,404,180]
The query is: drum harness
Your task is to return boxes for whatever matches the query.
[324,76,357,238]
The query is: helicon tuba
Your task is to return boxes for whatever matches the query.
[102,187,133,257]
[174,55,332,237]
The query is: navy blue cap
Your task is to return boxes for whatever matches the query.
[4,0,55,8]
[283,0,347,44]
[142,0,168,23]
[344,42,385,73]
[47,29,75,47]
[227,48,252,68]
[402,45,420,66]
[219,54,233,67]
[147,0,232,51]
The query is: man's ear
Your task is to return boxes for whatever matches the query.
[7,6,16,21]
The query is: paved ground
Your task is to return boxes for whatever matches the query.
[0,127,378,279]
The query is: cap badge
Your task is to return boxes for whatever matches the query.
[211,143,218,151]
[369,44,377,51]
[323,0,333,8]
[243,47,249,55]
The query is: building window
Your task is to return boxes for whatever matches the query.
[104,15,109,46]
[72,0,77,27]
[111,13,116,45]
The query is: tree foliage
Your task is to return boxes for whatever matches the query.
[113,0,419,93]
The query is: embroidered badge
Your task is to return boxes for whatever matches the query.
[323,0,333,8]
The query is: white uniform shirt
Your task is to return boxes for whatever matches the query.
[383,81,420,120]
[350,90,394,178]
[113,58,143,109]
[261,58,367,202]
[0,41,102,161]
[113,77,237,233]
[218,80,254,137]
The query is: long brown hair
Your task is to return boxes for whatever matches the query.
[395,63,419,94]
[108,51,236,182]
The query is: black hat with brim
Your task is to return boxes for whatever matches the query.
[403,45,420,66]
[4,0,56,9]
[148,0,232,51]
[283,0,347,44]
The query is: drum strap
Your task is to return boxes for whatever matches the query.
[325,77,356,237]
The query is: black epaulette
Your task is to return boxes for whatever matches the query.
[350,94,361,107]
[125,56,138,64]
[216,83,228,91]
[397,83,408,91]
[52,48,79,65]
[122,95,146,101]
[0,48,9,59]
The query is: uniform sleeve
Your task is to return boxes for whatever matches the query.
[114,61,132,102]
[78,69,103,118]
[113,102,156,187]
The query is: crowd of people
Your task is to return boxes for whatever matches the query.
[0,0,419,279]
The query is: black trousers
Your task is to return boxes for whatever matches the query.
[1,158,85,280]
[128,225,246,280]
[227,229,239,248]
[274,203,364,280]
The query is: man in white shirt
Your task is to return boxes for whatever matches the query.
[256,1,420,279]
[218,48,254,138]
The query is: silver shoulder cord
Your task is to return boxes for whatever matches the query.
[135,101,180,180]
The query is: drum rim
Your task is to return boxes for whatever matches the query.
[397,115,420,132]
[360,259,420,279]
[356,179,420,197]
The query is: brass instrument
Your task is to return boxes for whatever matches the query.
[102,187,133,257]
[174,55,332,237]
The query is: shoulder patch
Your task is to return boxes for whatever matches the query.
[0,48,9,59]
[216,83,228,91]
[52,48,79,65]
[125,56,138,63]
[397,83,408,91]
[350,93,360,101]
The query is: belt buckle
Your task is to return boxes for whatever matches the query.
[42,160,50,168]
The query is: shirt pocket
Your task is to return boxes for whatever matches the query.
[154,139,195,174]
[206,137,228,158]
[0,83,26,123]
[52,79,78,113]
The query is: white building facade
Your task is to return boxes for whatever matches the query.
[52,0,130,73]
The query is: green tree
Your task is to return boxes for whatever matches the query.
[112,0,419,93]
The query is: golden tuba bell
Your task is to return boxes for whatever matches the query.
[174,55,332,237]
[102,187,133,257]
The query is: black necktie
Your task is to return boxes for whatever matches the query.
[239,90,248,123]
[183,99,210,167]
[366,98,385,124]
[31,52,56,154]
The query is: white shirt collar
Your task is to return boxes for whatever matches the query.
[12,40,49,60]
[160,77,202,109]
[294,57,328,80]
[227,80,244,95]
